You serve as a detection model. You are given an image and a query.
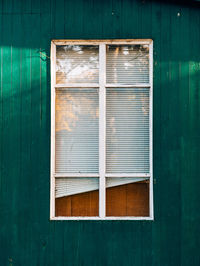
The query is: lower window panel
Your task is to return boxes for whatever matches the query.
[55,177,99,217]
[54,177,149,217]
[106,179,149,217]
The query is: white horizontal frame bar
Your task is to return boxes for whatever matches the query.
[54,173,99,178]
[55,83,99,88]
[51,216,154,221]
[105,173,150,178]
[106,84,151,88]
[52,39,153,46]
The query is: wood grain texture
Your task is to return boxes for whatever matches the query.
[55,182,149,217]
[55,190,99,217]
[106,182,149,216]
[0,0,200,265]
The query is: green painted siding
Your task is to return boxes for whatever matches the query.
[0,0,200,265]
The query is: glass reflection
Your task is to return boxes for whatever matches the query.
[106,45,149,84]
[56,45,99,84]
[55,88,99,173]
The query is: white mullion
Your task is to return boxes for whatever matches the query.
[105,173,150,178]
[55,173,99,178]
[50,41,56,219]
[106,83,150,88]
[149,41,154,219]
[99,44,106,218]
[55,83,99,88]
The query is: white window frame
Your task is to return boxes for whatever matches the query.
[50,39,153,221]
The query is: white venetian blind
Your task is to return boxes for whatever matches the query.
[55,88,99,173]
[55,177,147,198]
[55,178,99,198]
[106,88,150,173]
[106,45,149,84]
[56,45,99,84]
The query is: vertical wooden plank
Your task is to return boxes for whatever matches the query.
[30,12,41,221]
[167,5,182,264]
[64,0,83,38]
[51,5,64,261]
[12,0,21,13]
[179,6,190,266]
[110,0,122,38]
[37,5,52,265]
[39,9,52,265]
[159,2,178,266]
[0,18,4,265]
[82,0,102,38]
[2,0,12,13]
[29,14,41,265]
[1,13,12,246]
[9,13,22,264]
[20,13,32,261]
[40,0,51,14]
[55,0,65,38]
[120,0,135,38]
[151,1,161,265]
[0,14,2,207]
[31,0,40,14]
[140,0,152,38]
[40,4,51,219]
[101,0,113,39]
[21,0,31,14]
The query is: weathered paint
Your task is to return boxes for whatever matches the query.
[0,0,200,265]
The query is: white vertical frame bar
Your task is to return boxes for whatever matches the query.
[50,41,56,219]
[149,40,154,219]
[99,44,106,218]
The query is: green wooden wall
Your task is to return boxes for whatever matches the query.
[0,0,200,265]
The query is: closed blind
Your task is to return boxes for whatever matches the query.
[106,88,150,173]
[55,88,99,173]
[55,177,147,198]
[56,45,99,84]
[106,45,149,84]
[55,177,99,198]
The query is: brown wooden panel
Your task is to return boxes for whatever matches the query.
[55,190,99,217]
[106,181,149,217]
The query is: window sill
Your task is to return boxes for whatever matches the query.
[50,216,154,221]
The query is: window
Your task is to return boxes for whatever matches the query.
[50,40,153,220]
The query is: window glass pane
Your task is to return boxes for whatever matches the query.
[106,45,149,84]
[56,88,99,173]
[106,178,149,216]
[56,45,99,84]
[106,88,149,173]
[55,177,99,216]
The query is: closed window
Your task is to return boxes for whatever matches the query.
[51,40,153,220]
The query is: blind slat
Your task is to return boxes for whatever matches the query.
[55,177,147,198]
[106,45,149,84]
[106,88,150,173]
